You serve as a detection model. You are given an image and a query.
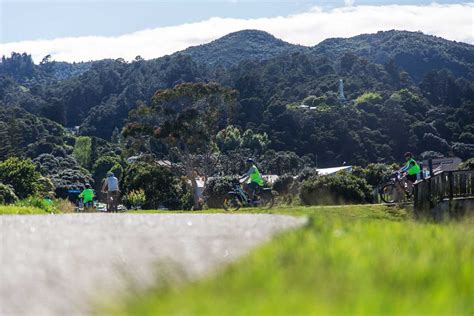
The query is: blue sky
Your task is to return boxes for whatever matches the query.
[1,0,466,43]
[0,1,472,62]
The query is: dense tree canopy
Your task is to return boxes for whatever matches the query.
[0,29,472,185]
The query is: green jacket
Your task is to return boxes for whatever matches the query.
[79,188,94,203]
[405,158,421,176]
[247,165,264,186]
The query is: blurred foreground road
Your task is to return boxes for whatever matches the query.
[0,213,305,315]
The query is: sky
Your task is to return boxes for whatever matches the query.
[0,0,473,62]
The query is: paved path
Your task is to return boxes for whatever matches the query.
[0,213,305,315]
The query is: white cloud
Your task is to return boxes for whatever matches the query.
[344,0,355,7]
[1,3,472,63]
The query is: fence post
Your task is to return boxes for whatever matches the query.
[448,172,454,200]
[428,159,433,177]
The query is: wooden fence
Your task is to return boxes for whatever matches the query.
[414,170,474,213]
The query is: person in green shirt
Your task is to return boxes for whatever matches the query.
[79,184,95,210]
[400,152,421,194]
[240,158,264,204]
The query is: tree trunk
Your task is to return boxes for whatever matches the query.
[190,176,201,210]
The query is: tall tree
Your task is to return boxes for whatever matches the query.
[124,83,237,210]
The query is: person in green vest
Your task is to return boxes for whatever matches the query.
[240,158,264,204]
[400,152,421,194]
[79,184,95,210]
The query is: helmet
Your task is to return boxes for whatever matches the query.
[85,183,91,189]
[107,171,114,177]
[246,158,254,163]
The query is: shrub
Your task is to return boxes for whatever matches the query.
[203,176,237,208]
[33,154,92,197]
[458,158,474,171]
[0,183,18,204]
[300,172,372,205]
[126,189,146,210]
[15,196,56,213]
[352,163,393,187]
[50,169,93,197]
[38,177,56,197]
[272,174,294,195]
[54,198,75,213]
[122,161,184,209]
[296,167,319,182]
[0,157,41,199]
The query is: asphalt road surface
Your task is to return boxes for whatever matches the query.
[0,213,306,315]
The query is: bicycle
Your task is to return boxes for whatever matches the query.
[223,179,275,211]
[379,171,413,204]
[76,198,96,212]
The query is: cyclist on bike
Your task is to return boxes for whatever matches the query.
[79,183,95,210]
[400,152,421,194]
[240,158,264,204]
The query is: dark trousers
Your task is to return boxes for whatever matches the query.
[107,191,120,212]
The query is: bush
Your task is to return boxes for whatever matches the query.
[203,176,237,208]
[53,198,75,213]
[15,196,56,213]
[122,161,184,209]
[126,189,146,210]
[38,177,56,197]
[352,163,393,187]
[0,157,41,199]
[33,154,93,197]
[50,169,93,197]
[300,172,372,205]
[458,158,474,171]
[272,174,294,195]
[0,183,18,204]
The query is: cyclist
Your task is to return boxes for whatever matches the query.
[400,152,421,195]
[240,158,264,204]
[102,172,120,212]
[79,184,95,210]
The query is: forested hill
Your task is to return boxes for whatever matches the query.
[0,53,91,85]
[314,30,474,82]
[173,29,308,68]
[0,29,473,170]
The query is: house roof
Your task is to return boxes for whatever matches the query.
[422,157,462,172]
[316,166,352,175]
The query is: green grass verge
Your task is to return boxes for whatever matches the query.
[106,205,474,315]
[0,206,51,215]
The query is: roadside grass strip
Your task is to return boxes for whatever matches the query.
[0,206,49,215]
[106,205,474,315]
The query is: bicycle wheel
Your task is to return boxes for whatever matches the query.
[380,183,397,204]
[223,195,242,211]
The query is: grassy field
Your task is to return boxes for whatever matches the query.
[105,205,474,315]
[0,206,51,215]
